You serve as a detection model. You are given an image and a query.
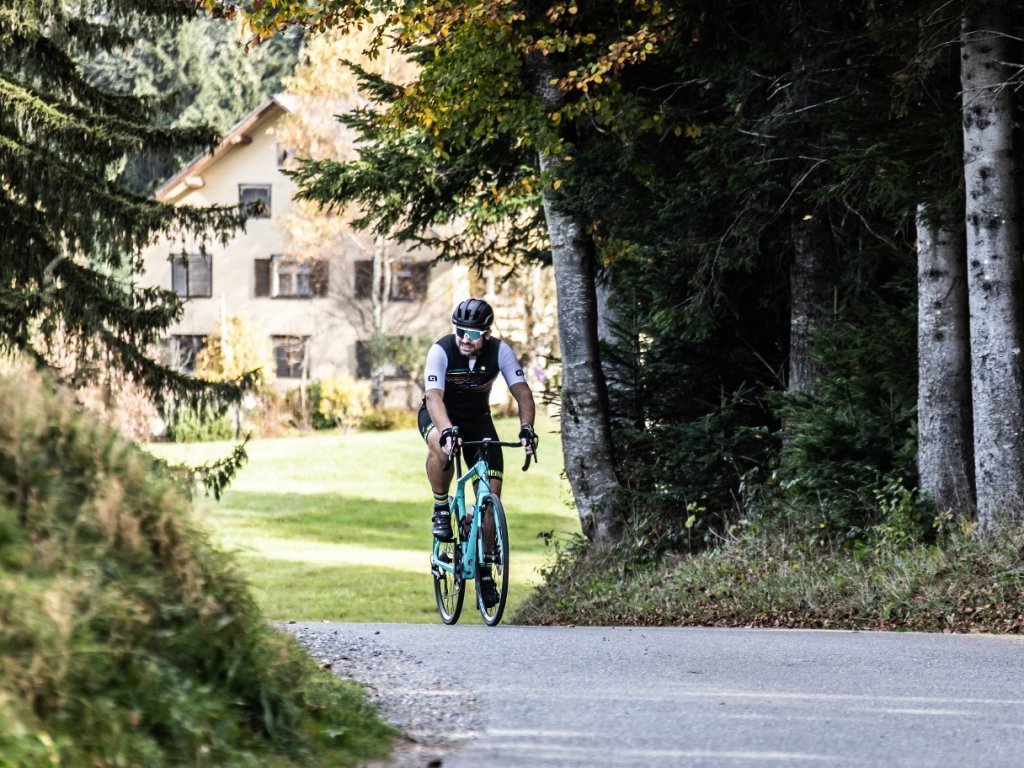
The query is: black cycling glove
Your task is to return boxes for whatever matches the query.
[440,426,458,450]
[519,424,538,450]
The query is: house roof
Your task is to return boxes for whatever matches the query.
[154,95,293,202]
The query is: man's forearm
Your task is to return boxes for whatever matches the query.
[511,383,536,427]
[425,391,452,431]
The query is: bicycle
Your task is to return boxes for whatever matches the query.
[429,430,535,626]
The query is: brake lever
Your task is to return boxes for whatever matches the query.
[522,446,537,472]
[441,427,460,471]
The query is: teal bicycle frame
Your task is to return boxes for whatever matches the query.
[442,449,496,583]
[430,435,532,625]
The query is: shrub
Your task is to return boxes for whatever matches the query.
[165,402,236,442]
[761,296,918,542]
[309,377,372,430]
[360,406,417,431]
[0,368,394,766]
[245,387,297,437]
[194,314,275,386]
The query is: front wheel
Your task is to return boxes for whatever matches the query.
[476,495,509,626]
[433,537,464,624]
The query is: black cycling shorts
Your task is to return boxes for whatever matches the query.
[418,402,503,479]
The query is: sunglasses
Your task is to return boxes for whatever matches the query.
[455,327,485,340]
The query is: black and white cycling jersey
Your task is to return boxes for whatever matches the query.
[422,334,527,422]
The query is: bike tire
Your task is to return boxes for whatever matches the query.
[433,537,464,624]
[476,495,509,626]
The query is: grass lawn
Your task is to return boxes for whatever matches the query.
[148,416,579,623]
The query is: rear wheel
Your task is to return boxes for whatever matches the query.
[433,537,464,624]
[476,495,509,626]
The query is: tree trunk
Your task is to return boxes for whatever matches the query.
[788,206,833,395]
[528,51,623,546]
[595,265,642,430]
[784,7,838,398]
[961,3,1024,531]
[369,235,390,406]
[538,157,623,546]
[916,202,974,515]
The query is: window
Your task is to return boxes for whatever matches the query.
[272,335,309,378]
[239,184,271,218]
[391,261,430,301]
[170,253,212,298]
[355,338,410,380]
[277,258,312,297]
[254,256,328,298]
[354,260,429,301]
[168,335,207,374]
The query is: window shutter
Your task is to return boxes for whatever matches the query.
[273,342,290,378]
[355,340,372,379]
[354,260,372,298]
[190,254,212,297]
[171,255,187,296]
[254,259,271,297]
[413,262,430,299]
[311,260,329,296]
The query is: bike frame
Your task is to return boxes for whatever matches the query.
[430,432,534,625]
[431,445,497,583]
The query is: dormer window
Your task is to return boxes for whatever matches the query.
[239,184,271,218]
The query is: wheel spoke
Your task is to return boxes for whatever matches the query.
[433,538,464,624]
[476,496,509,626]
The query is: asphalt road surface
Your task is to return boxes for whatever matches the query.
[289,622,1024,767]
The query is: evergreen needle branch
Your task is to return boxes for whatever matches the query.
[776,157,828,214]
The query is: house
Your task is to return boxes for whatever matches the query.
[140,96,469,407]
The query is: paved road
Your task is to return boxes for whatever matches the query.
[290,623,1024,767]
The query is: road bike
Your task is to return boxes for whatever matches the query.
[430,432,534,626]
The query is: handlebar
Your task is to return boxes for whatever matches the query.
[441,433,537,473]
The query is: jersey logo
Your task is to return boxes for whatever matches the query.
[428,375,438,382]
[516,369,524,376]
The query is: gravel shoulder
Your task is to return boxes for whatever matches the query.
[284,622,480,768]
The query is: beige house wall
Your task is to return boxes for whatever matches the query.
[140,99,468,407]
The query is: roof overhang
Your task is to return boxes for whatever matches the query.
[155,95,291,203]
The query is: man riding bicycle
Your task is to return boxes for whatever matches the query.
[419,298,538,604]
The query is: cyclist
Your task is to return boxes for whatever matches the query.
[419,298,539,605]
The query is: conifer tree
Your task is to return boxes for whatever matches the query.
[1,0,257,413]
[83,15,302,194]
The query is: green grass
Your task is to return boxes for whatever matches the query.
[0,367,396,767]
[148,416,579,623]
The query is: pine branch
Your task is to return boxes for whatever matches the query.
[0,0,256,422]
